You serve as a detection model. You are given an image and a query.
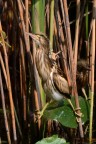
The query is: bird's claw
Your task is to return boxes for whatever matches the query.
[35,109,44,122]
[49,51,61,61]
[35,103,49,122]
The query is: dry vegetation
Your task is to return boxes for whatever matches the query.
[0,0,96,144]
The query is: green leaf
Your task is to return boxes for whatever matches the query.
[35,135,70,144]
[44,101,77,128]
[43,97,90,128]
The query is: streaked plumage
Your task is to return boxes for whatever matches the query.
[43,68,70,101]
[31,34,51,82]
[28,33,70,101]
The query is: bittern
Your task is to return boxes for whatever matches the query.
[28,33,70,99]
[27,33,79,118]
[77,59,90,99]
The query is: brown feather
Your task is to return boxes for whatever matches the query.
[53,72,70,99]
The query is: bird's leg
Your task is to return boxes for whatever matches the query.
[67,99,75,111]
[67,99,82,120]
[82,87,88,100]
[75,107,83,123]
[35,102,50,121]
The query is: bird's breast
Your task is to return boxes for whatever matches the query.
[43,77,64,101]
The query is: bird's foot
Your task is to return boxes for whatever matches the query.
[75,107,83,123]
[35,109,44,122]
[67,99,82,122]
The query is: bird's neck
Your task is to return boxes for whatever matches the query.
[35,48,51,81]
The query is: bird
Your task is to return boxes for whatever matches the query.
[27,33,80,118]
[28,33,70,99]
[76,59,90,99]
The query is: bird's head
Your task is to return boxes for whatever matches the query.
[77,59,90,72]
[27,33,50,50]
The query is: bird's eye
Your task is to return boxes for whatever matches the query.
[37,36,41,42]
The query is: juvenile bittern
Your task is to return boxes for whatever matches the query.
[27,33,79,118]
[28,33,70,100]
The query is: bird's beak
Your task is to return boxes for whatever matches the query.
[26,32,40,45]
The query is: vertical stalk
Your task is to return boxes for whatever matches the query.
[0,53,8,88]
[49,0,54,51]
[20,38,27,121]
[31,0,46,139]
[73,0,80,76]
[63,0,84,138]
[89,1,96,143]
[74,0,84,138]
[17,0,34,79]
[31,0,46,108]
[85,1,89,40]
[12,0,20,124]
[25,0,29,32]
[54,0,71,95]
[0,22,17,142]
[0,70,11,144]
[25,0,30,49]
[32,0,45,33]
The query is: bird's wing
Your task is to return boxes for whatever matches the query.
[52,72,70,99]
